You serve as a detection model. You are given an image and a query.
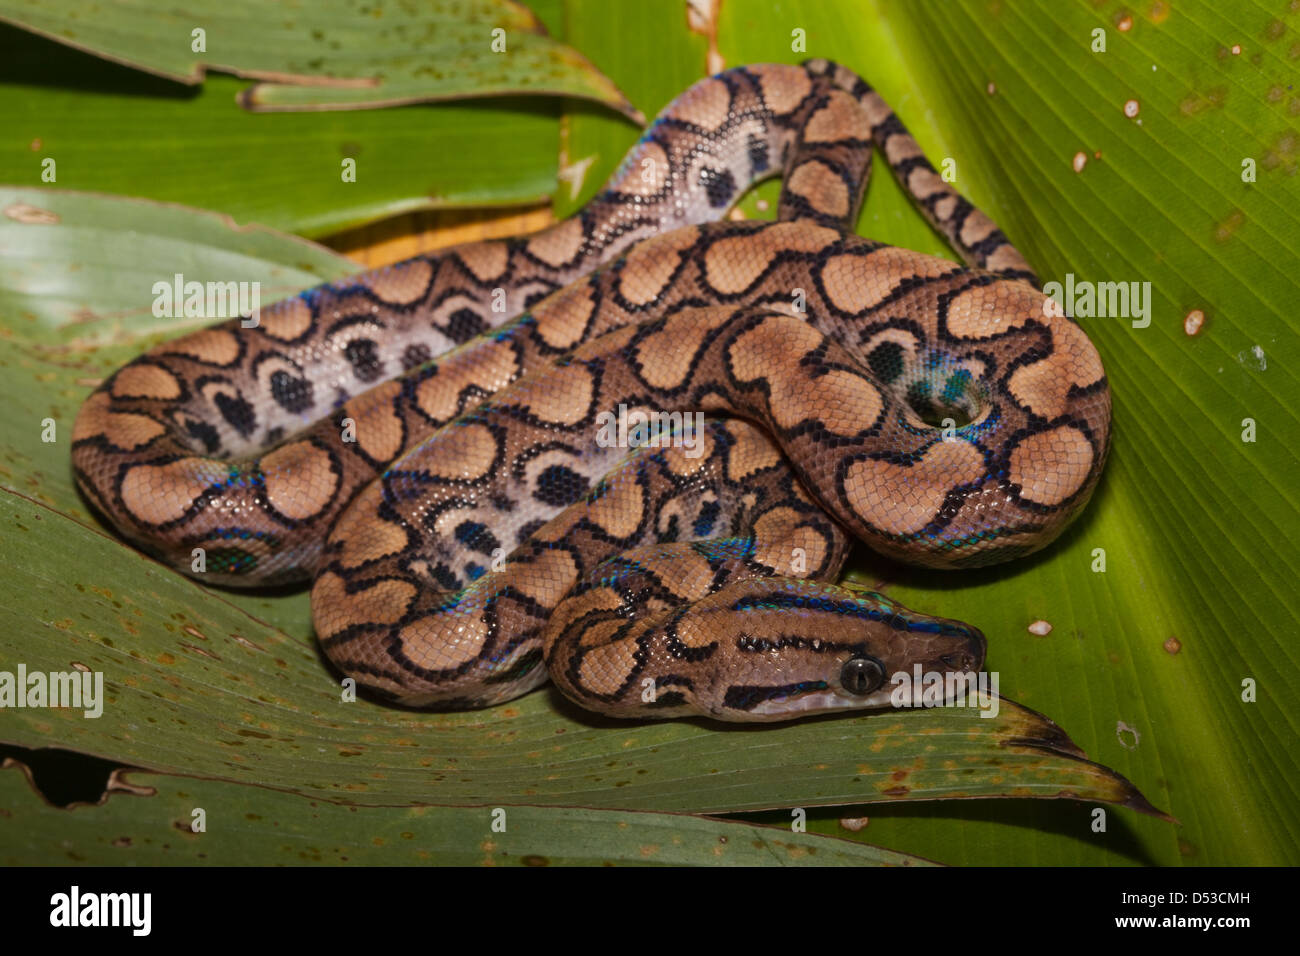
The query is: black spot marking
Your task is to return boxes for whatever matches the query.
[455,520,501,556]
[534,464,589,507]
[184,418,221,454]
[693,500,721,537]
[646,690,688,709]
[430,562,461,590]
[747,134,770,175]
[698,167,737,208]
[214,392,256,438]
[447,308,486,344]
[270,370,314,414]
[402,343,432,370]
[344,339,383,383]
[867,341,906,384]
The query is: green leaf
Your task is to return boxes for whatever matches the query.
[13,0,1267,866]
[0,0,638,117]
[0,187,1161,857]
[699,0,1298,864]
[0,763,933,865]
[0,487,1158,817]
[0,188,355,347]
[0,24,562,236]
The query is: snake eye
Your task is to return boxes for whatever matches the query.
[840,655,885,696]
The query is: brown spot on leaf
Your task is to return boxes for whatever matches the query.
[1180,87,1227,116]
[3,202,59,224]
[1213,209,1245,241]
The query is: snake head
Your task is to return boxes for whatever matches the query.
[545,575,989,722]
[694,579,988,721]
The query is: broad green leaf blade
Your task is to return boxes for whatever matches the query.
[0,764,932,865]
[0,25,561,236]
[704,0,1298,864]
[0,187,355,349]
[0,187,1160,822]
[0,0,638,117]
[0,493,1159,816]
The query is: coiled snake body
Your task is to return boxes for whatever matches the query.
[73,61,1110,720]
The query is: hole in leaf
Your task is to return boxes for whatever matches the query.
[0,744,140,808]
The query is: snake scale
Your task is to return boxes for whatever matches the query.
[72,60,1110,720]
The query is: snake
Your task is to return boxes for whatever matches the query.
[72,59,1110,721]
